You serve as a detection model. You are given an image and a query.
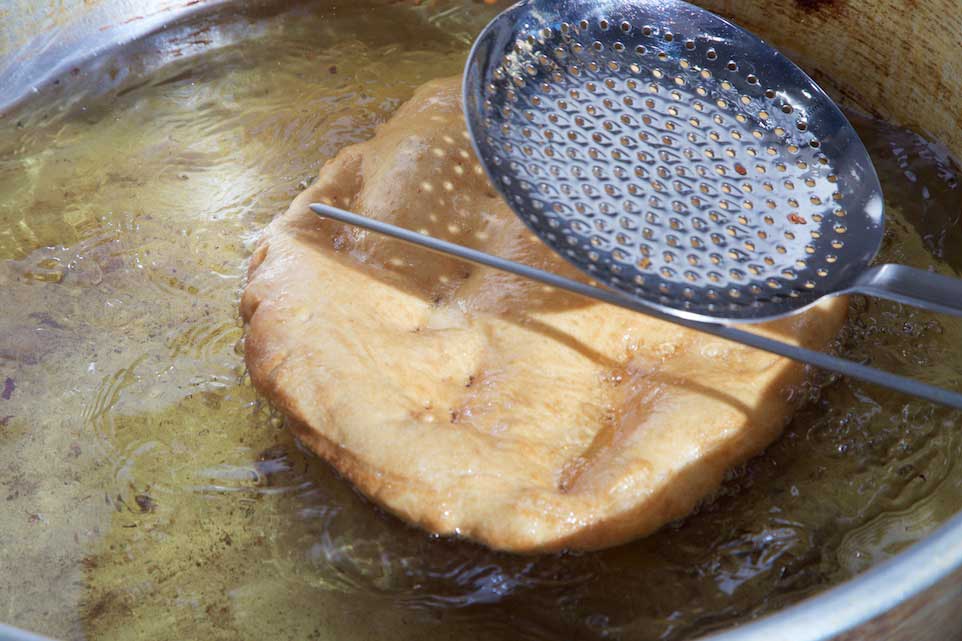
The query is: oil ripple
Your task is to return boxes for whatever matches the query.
[166,318,242,364]
[80,355,148,463]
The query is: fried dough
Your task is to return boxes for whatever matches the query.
[240,76,847,553]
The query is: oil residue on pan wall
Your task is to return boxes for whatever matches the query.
[0,1,960,640]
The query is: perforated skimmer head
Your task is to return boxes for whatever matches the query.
[463,0,885,322]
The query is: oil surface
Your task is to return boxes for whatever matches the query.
[0,2,960,641]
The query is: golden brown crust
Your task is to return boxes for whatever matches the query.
[241,76,847,553]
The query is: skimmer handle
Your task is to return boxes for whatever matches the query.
[310,203,962,411]
[849,265,962,317]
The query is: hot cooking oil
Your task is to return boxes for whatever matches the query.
[0,2,959,640]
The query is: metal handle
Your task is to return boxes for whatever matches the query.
[309,203,962,411]
[849,264,962,317]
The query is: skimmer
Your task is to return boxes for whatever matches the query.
[311,0,962,409]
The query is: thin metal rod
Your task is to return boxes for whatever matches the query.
[310,203,962,411]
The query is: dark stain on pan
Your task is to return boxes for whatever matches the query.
[795,0,838,10]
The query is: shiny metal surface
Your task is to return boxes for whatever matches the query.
[463,0,962,324]
[2,2,962,641]
[854,263,962,318]
[0,0,235,114]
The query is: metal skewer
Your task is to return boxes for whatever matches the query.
[311,203,962,411]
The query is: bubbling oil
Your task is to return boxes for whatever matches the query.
[0,2,960,641]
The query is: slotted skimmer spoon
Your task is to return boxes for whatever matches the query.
[311,0,962,409]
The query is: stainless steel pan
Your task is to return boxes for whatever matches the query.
[1,1,960,640]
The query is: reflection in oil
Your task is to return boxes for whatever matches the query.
[0,2,959,640]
